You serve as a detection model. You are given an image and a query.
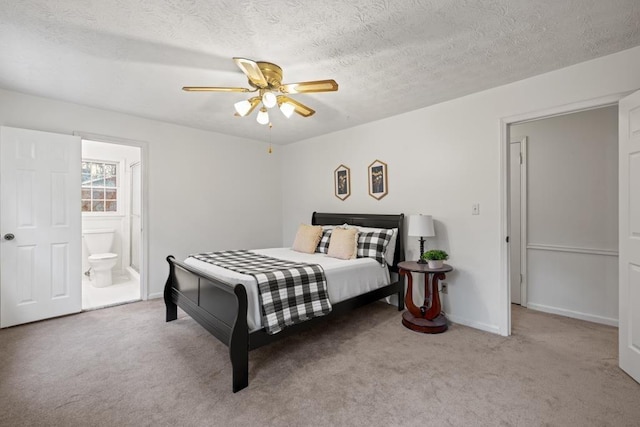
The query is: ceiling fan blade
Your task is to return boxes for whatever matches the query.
[279,79,338,94]
[233,57,268,88]
[182,86,251,92]
[277,95,316,117]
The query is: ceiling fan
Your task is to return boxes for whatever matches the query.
[182,57,338,125]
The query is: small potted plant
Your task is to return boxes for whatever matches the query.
[421,249,449,269]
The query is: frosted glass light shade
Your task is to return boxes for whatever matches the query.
[407,214,435,237]
[234,100,252,116]
[262,92,277,108]
[256,108,269,125]
[280,102,295,118]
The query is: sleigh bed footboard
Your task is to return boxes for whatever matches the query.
[164,255,250,392]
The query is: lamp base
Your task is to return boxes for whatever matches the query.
[417,237,427,264]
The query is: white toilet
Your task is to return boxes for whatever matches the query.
[83,229,118,288]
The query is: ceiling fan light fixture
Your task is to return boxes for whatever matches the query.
[234,100,252,116]
[280,102,295,118]
[256,107,269,125]
[262,91,277,108]
[184,58,338,123]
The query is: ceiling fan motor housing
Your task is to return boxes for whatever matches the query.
[251,62,283,90]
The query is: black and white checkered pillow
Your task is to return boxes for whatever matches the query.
[316,228,333,254]
[357,229,394,266]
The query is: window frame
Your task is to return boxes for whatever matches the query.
[81,158,122,216]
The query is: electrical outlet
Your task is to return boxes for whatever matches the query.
[441,282,448,294]
[472,203,480,215]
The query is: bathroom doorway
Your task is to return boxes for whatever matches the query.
[81,139,143,309]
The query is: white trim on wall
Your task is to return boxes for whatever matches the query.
[74,131,150,301]
[527,302,618,327]
[499,92,628,337]
[445,312,501,335]
[527,243,619,257]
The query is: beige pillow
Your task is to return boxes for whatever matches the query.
[292,224,323,254]
[327,227,358,260]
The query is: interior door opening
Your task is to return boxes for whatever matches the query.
[507,105,619,329]
[81,139,143,310]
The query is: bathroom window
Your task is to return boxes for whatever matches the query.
[81,161,118,212]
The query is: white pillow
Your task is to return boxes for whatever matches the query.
[292,224,323,254]
[327,227,358,260]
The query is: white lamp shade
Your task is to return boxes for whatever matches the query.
[262,92,277,108]
[280,102,295,118]
[407,214,435,237]
[256,108,269,125]
[234,100,252,116]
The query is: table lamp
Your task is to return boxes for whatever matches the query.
[407,214,435,264]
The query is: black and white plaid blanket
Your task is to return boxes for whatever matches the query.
[190,250,332,335]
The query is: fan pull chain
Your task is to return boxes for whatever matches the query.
[268,122,273,154]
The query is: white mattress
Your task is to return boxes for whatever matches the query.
[184,248,391,331]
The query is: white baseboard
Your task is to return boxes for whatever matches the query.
[147,292,163,300]
[126,266,140,280]
[526,302,618,327]
[445,312,501,335]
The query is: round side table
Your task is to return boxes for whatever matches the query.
[398,261,453,334]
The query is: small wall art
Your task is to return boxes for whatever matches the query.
[368,159,388,200]
[334,164,351,200]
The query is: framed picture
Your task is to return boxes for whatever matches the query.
[368,159,388,200]
[334,164,351,201]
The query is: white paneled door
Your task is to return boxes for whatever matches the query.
[1,126,81,328]
[619,90,640,384]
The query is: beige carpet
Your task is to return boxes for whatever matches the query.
[0,300,638,426]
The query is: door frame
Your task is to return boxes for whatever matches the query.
[129,161,142,273]
[498,92,628,336]
[75,131,150,301]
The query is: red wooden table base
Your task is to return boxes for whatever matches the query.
[402,311,448,334]
[398,261,453,334]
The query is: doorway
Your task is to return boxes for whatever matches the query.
[1,127,149,327]
[81,139,143,310]
[505,103,619,331]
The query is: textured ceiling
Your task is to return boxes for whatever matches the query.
[1,0,639,144]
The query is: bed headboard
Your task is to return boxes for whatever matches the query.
[311,212,405,272]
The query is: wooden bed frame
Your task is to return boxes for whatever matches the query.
[164,212,405,392]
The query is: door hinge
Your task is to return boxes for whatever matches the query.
[520,274,523,284]
[519,153,523,164]
[506,236,509,243]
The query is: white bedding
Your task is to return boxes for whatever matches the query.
[184,248,391,332]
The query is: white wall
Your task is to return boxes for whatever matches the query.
[81,140,141,276]
[281,46,640,334]
[0,89,283,298]
[512,106,618,325]
[2,45,639,333]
